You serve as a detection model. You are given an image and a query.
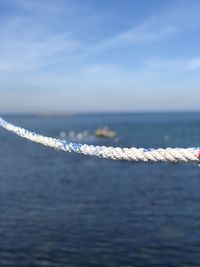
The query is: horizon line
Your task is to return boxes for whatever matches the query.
[1,110,200,116]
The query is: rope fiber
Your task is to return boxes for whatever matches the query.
[0,117,199,163]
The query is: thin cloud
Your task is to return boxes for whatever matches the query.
[1,0,200,73]
[89,1,200,54]
[187,58,200,70]
[0,1,82,72]
[0,33,80,71]
[92,23,179,53]
[145,57,200,72]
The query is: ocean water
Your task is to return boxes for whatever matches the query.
[0,112,200,267]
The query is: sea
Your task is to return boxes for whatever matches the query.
[0,112,200,267]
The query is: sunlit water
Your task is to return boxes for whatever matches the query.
[0,113,200,267]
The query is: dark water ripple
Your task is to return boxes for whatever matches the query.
[0,113,200,266]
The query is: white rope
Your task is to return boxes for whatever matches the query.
[0,117,199,163]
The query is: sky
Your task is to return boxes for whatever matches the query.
[0,0,200,113]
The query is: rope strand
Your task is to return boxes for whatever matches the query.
[0,117,199,163]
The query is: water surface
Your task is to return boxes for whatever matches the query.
[0,113,200,267]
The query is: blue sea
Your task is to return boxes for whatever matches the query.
[0,112,200,267]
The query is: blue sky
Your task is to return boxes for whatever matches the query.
[0,0,200,113]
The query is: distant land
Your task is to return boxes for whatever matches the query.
[0,112,78,118]
[0,110,200,119]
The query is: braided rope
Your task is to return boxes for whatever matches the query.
[0,117,199,163]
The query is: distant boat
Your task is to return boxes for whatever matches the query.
[60,127,117,141]
[95,127,117,138]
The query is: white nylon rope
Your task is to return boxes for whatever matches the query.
[0,117,199,163]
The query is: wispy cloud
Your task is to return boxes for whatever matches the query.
[89,1,200,53]
[145,57,200,72]
[92,23,179,53]
[1,0,200,73]
[82,63,122,76]
[0,0,84,72]
[0,34,80,71]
